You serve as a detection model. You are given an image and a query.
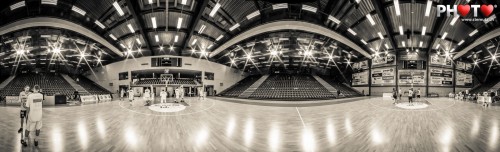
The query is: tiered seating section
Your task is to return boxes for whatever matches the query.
[77,77,112,95]
[135,78,196,85]
[0,76,8,85]
[219,75,262,97]
[0,73,75,97]
[470,77,500,94]
[319,75,362,97]
[249,74,336,99]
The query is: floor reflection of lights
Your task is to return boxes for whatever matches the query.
[226,116,236,138]
[371,127,384,145]
[327,119,337,145]
[490,120,499,150]
[439,126,454,152]
[244,118,254,146]
[78,121,88,149]
[125,127,138,149]
[52,125,63,152]
[302,127,316,152]
[196,127,209,146]
[96,118,106,139]
[268,123,280,152]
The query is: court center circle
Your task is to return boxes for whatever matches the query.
[395,102,429,110]
[148,103,186,112]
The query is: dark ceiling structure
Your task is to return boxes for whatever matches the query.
[0,0,499,72]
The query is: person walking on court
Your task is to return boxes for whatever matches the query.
[398,88,403,100]
[18,85,30,145]
[392,88,398,104]
[22,85,44,147]
[120,88,125,101]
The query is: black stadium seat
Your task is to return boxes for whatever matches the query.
[248,74,336,100]
[220,75,262,97]
[0,73,76,97]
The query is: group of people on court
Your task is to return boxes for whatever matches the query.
[392,88,422,106]
[119,85,206,106]
[17,85,44,147]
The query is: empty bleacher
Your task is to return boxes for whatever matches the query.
[318,75,363,97]
[470,77,500,94]
[219,75,262,97]
[135,78,196,85]
[76,76,112,95]
[0,73,76,97]
[249,74,336,99]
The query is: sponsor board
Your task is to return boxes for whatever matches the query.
[352,71,368,86]
[456,71,473,86]
[430,55,452,66]
[371,67,395,85]
[6,96,20,105]
[429,68,454,86]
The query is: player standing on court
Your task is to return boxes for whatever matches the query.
[128,87,134,105]
[23,85,44,147]
[18,85,30,145]
[144,87,151,106]
[198,85,205,101]
[174,86,180,103]
[160,89,167,103]
[120,88,125,101]
[179,85,185,102]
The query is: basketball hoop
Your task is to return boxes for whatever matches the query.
[160,74,173,86]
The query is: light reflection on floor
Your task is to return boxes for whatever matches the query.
[0,97,498,151]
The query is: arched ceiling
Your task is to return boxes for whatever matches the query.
[0,0,499,71]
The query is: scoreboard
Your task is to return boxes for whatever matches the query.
[151,57,182,67]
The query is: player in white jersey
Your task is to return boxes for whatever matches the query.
[128,88,134,105]
[160,89,167,103]
[179,85,185,102]
[197,86,205,101]
[144,88,151,106]
[120,88,125,101]
[23,85,44,147]
[18,86,30,145]
[174,87,180,103]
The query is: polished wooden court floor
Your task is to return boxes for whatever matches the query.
[1,97,499,152]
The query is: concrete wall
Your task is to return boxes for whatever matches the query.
[352,87,369,95]
[85,55,247,93]
[370,87,394,96]
[428,87,454,97]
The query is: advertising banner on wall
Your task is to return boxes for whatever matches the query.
[456,61,465,70]
[371,67,395,85]
[429,68,453,86]
[430,55,452,67]
[352,60,369,71]
[398,70,426,85]
[352,71,369,86]
[456,72,473,87]
[372,54,395,66]
[465,63,473,71]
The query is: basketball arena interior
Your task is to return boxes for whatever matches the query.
[0,0,499,151]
